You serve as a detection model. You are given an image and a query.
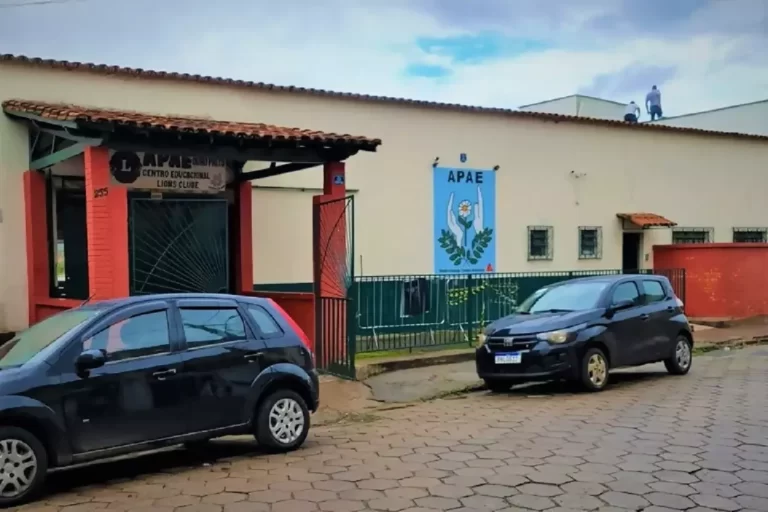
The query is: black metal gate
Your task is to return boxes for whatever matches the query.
[313,195,355,379]
[129,197,229,295]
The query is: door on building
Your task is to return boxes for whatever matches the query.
[622,232,642,272]
[129,196,230,295]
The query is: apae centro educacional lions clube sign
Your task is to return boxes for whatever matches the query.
[433,167,496,274]
[108,151,227,193]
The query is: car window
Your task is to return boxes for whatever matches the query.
[518,282,610,313]
[179,308,246,349]
[641,280,667,303]
[0,308,102,369]
[83,310,170,362]
[246,306,283,337]
[611,282,641,306]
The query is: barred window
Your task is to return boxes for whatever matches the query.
[528,226,553,260]
[672,227,713,244]
[733,228,768,243]
[578,227,602,259]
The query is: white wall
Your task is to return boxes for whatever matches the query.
[649,101,768,137]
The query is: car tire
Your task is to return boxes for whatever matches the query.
[665,335,693,375]
[0,426,48,508]
[484,379,511,393]
[254,389,310,453]
[580,347,610,392]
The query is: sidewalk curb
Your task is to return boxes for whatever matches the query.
[357,351,475,380]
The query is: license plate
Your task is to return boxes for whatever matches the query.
[495,352,521,364]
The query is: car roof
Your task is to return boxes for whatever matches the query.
[548,273,666,288]
[86,293,269,312]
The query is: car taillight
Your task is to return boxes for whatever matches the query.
[266,299,314,358]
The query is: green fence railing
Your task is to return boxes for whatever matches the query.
[352,268,685,354]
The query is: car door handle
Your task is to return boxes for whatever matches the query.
[640,314,650,321]
[152,369,177,380]
[244,352,264,363]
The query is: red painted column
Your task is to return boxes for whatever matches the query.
[23,171,50,324]
[234,180,254,294]
[84,146,129,300]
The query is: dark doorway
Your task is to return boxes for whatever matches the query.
[622,232,642,272]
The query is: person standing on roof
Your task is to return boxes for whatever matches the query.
[624,101,640,123]
[646,85,663,120]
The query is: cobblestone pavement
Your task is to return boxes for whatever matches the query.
[18,346,768,511]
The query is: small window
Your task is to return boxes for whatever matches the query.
[246,306,283,337]
[84,310,171,362]
[180,308,246,349]
[611,282,640,306]
[672,227,712,244]
[578,227,602,259]
[641,280,667,303]
[528,226,553,260]
[733,228,767,243]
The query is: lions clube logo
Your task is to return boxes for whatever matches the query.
[109,151,225,192]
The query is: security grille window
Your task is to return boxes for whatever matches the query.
[528,226,553,260]
[672,227,713,244]
[733,228,768,243]
[578,226,602,259]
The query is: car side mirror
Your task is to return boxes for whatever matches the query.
[607,299,635,316]
[75,349,106,372]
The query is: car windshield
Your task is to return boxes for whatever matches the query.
[0,308,101,369]
[517,281,609,314]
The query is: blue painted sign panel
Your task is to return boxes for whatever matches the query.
[433,167,496,274]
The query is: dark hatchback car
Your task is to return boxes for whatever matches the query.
[476,275,692,393]
[0,294,318,507]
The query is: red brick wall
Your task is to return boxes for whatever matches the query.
[84,146,129,299]
[654,243,768,319]
[234,180,254,294]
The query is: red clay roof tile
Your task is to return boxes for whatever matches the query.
[617,213,677,228]
[1,99,381,149]
[1,54,767,142]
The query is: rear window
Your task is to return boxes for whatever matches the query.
[179,308,247,349]
[246,306,283,337]
[642,280,667,303]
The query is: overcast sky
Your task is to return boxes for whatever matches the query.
[1,0,766,116]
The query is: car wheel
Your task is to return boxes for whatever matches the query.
[580,348,609,392]
[484,379,511,393]
[0,427,48,507]
[665,335,693,375]
[254,389,310,453]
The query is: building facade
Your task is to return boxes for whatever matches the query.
[2,55,768,333]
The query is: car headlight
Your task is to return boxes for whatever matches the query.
[535,323,587,344]
[476,333,488,348]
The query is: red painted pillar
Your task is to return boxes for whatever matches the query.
[313,162,348,366]
[234,180,254,294]
[23,171,49,325]
[84,146,129,300]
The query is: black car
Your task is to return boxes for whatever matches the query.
[476,274,692,393]
[0,294,318,507]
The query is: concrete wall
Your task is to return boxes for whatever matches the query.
[649,101,768,137]
[3,62,768,329]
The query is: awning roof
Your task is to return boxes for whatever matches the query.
[1,99,381,152]
[617,213,677,228]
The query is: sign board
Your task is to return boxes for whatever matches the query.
[433,167,496,274]
[108,151,227,193]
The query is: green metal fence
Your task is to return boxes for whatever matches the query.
[353,268,685,354]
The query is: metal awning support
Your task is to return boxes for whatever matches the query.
[30,142,88,170]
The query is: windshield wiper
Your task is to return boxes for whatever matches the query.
[79,293,96,308]
[532,308,574,313]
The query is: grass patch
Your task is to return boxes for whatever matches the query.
[356,342,473,361]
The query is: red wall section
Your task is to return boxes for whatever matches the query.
[234,180,254,294]
[654,243,768,319]
[84,146,129,300]
[244,291,315,352]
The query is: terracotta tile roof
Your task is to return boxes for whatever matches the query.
[1,99,381,150]
[617,213,677,228]
[2,54,767,142]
